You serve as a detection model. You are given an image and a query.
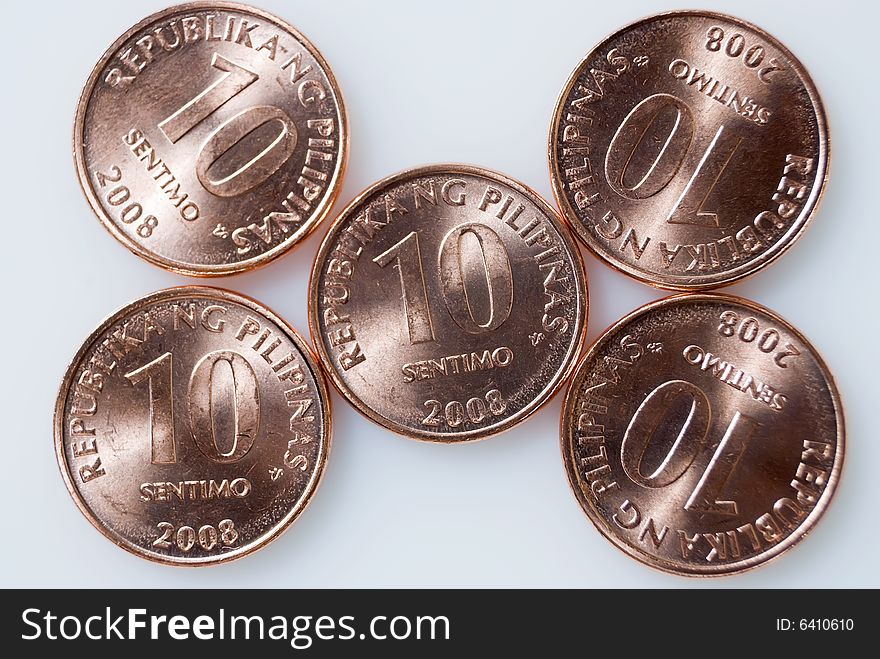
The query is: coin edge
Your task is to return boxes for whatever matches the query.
[53,285,333,566]
[559,292,845,576]
[547,9,831,291]
[72,1,349,277]
[308,163,589,443]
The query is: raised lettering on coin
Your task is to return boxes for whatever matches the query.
[549,11,828,289]
[309,165,587,442]
[54,287,331,565]
[74,3,347,275]
[561,294,844,576]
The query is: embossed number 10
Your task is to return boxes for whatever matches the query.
[622,379,761,515]
[373,223,514,344]
[158,53,296,197]
[605,93,742,227]
[124,350,260,465]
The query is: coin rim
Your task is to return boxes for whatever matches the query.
[72,1,349,277]
[53,286,333,566]
[548,9,830,291]
[308,163,588,442]
[560,292,845,576]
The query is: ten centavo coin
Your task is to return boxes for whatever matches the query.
[74,2,347,276]
[55,287,331,565]
[309,164,587,442]
[561,294,843,576]
[549,11,828,290]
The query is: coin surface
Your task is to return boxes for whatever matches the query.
[74,2,347,276]
[55,287,330,565]
[549,11,828,290]
[561,294,843,576]
[310,164,587,442]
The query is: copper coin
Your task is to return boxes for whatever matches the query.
[55,287,330,565]
[309,164,587,442]
[549,11,828,290]
[74,2,347,276]
[561,294,843,576]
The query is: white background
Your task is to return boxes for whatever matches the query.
[2,0,876,588]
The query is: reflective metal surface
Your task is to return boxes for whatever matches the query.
[55,287,331,565]
[550,11,828,289]
[74,2,347,275]
[561,293,844,575]
[310,164,587,442]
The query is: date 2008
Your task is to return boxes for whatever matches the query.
[717,311,800,368]
[152,519,239,553]
[94,166,159,238]
[422,389,507,428]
